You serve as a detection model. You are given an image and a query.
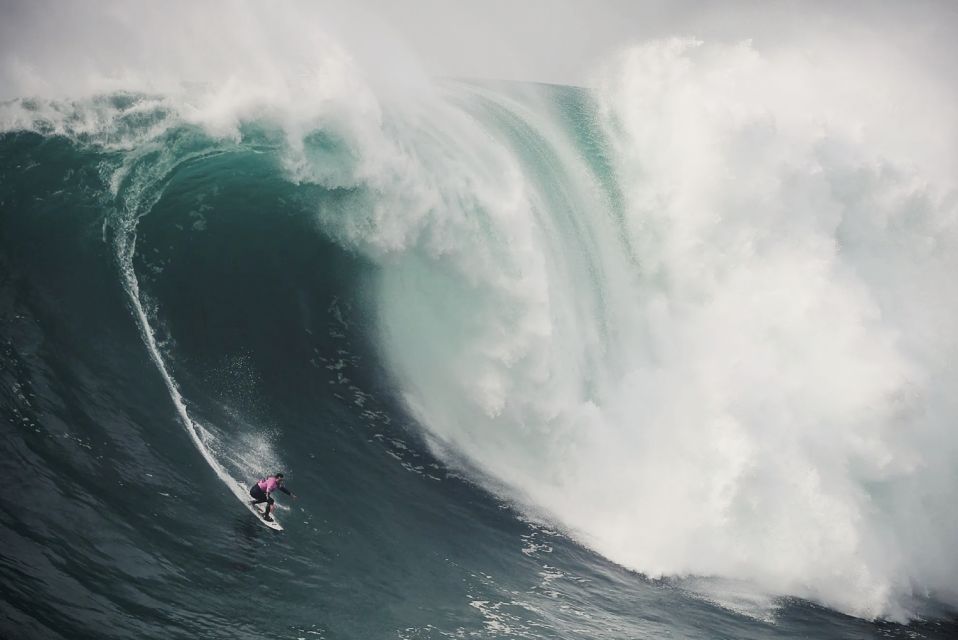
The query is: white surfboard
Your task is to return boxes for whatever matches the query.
[250,502,283,531]
[235,481,284,531]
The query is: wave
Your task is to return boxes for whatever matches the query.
[3,6,958,623]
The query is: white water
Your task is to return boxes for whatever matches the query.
[346,41,958,620]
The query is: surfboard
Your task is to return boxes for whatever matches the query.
[249,500,283,531]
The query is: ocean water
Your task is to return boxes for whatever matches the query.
[2,19,958,640]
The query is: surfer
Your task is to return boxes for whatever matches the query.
[249,473,296,522]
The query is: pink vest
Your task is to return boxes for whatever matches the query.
[257,477,280,493]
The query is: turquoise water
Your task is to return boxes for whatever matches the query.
[2,74,957,639]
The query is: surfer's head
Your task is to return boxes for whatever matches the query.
[275,473,284,481]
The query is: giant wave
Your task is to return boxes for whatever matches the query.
[2,1,958,631]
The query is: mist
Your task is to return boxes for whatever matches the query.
[3,1,957,94]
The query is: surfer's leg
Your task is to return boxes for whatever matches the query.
[265,496,274,515]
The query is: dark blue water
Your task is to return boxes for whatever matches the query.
[2,87,957,639]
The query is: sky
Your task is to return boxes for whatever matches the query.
[362,0,958,86]
[1,0,956,97]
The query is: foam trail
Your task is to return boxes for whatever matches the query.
[107,144,282,521]
[117,226,252,500]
